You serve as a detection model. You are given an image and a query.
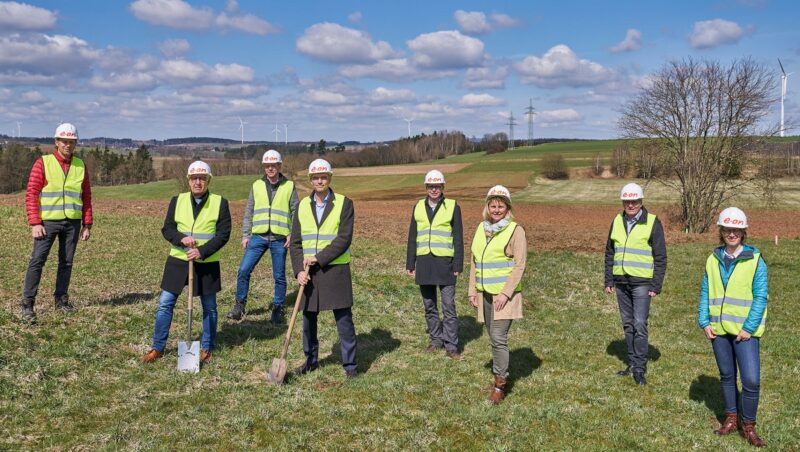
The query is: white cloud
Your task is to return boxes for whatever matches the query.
[0,33,99,76]
[340,58,454,81]
[454,10,491,34]
[407,30,485,69]
[186,83,267,97]
[130,0,277,35]
[157,59,255,84]
[20,90,47,103]
[610,29,642,53]
[689,19,746,49]
[215,12,278,36]
[348,11,362,23]
[514,44,616,87]
[553,90,614,105]
[491,13,521,29]
[369,87,415,104]
[158,38,190,57]
[0,1,57,31]
[305,89,349,105]
[297,23,399,64]
[90,72,158,91]
[462,67,507,89]
[535,109,583,126]
[459,93,504,107]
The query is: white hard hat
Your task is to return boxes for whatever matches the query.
[262,149,282,164]
[620,183,644,200]
[187,161,212,178]
[308,158,332,176]
[717,207,748,229]
[54,123,78,140]
[424,170,445,185]
[486,185,512,203]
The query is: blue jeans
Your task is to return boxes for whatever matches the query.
[235,235,287,307]
[712,334,761,422]
[151,290,217,352]
[615,284,652,372]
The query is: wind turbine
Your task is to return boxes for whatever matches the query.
[16,121,22,138]
[271,123,281,143]
[283,124,288,145]
[402,116,414,138]
[237,117,247,144]
[779,58,792,138]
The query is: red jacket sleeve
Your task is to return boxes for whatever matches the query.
[25,158,45,225]
[81,167,93,226]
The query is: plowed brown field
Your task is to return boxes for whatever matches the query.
[4,194,798,252]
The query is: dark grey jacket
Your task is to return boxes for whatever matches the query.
[290,189,354,312]
[405,196,464,286]
[603,207,667,293]
[160,191,231,295]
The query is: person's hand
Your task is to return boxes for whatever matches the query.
[453,272,460,276]
[703,326,717,340]
[284,236,290,249]
[241,238,249,249]
[297,271,310,286]
[736,330,752,342]
[493,293,509,311]
[186,247,201,261]
[469,294,478,308]
[32,224,46,239]
[181,236,196,248]
[303,256,318,268]
[80,227,91,241]
[406,269,415,276]
[605,286,615,294]
[648,291,657,297]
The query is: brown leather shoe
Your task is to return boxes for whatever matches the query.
[200,349,212,364]
[446,350,462,361]
[489,375,507,405]
[713,412,739,435]
[141,349,163,363]
[740,421,766,447]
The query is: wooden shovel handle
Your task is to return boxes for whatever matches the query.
[279,264,309,360]
[187,259,194,341]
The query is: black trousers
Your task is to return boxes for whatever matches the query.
[22,219,82,304]
[302,307,357,372]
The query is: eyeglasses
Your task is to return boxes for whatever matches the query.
[721,228,744,235]
[426,185,443,191]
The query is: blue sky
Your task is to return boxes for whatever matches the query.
[1,0,798,141]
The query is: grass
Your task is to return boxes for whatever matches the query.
[1,202,799,450]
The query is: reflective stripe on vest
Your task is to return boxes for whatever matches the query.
[610,213,656,278]
[298,192,350,265]
[471,222,521,295]
[40,154,85,221]
[706,252,766,337]
[251,179,294,236]
[414,198,456,257]
[169,192,223,263]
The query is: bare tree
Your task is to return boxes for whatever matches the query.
[618,58,775,233]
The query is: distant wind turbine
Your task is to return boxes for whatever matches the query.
[237,117,248,144]
[779,58,793,138]
[271,123,281,143]
[402,116,414,138]
[283,124,288,145]
[16,121,22,138]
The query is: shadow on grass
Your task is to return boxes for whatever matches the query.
[606,339,661,364]
[215,290,298,349]
[689,374,725,421]
[458,315,483,352]
[97,291,157,306]
[482,348,542,395]
[318,327,401,374]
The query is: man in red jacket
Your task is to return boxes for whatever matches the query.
[21,123,92,323]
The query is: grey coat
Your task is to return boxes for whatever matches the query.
[290,189,354,312]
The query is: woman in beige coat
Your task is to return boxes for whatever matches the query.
[469,185,527,404]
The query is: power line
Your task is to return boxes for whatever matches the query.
[506,111,517,150]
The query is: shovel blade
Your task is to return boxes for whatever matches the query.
[177,341,200,373]
[266,358,287,385]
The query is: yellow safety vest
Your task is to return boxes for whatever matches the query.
[40,154,85,221]
[298,192,351,265]
[611,213,656,278]
[251,179,293,236]
[414,198,456,257]
[706,252,766,337]
[169,192,222,263]
[471,222,521,295]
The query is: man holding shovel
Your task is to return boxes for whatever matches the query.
[290,159,358,378]
[142,161,231,364]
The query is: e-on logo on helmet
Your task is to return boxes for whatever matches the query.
[722,217,744,226]
[190,167,207,174]
[58,131,77,138]
[428,177,443,182]
[311,166,326,172]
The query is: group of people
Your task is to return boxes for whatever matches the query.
[20,124,769,447]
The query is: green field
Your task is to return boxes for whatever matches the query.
[1,199,799,449]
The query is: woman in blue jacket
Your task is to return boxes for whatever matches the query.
[698,207,768,448]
